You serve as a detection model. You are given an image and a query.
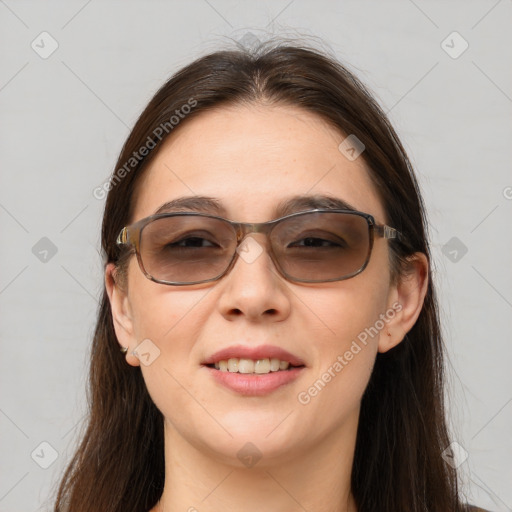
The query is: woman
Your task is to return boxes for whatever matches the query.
[53,41,486,511]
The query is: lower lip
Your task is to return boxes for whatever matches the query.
[204,366,305,396]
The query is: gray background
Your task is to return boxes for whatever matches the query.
[1,1,511,510]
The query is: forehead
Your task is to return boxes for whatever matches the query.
[131,104,386,223]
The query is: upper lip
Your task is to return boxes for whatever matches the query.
[203,345,305,367]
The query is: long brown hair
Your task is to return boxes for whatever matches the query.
[53,40,464,512]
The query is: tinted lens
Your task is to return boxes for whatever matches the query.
[271,212,371,282]
[136,212,371,284]
[139,215,236,283]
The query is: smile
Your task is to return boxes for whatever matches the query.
[202,345,306,395]
[209,357,302,374]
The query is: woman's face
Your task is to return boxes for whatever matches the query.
[109,104,404,466]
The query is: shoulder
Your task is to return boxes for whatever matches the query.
[465,505,492,512]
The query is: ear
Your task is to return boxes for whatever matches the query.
[378,252,429,353]
[105,263,140,367]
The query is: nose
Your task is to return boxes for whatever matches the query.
[216,235,292,322]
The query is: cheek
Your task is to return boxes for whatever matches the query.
[126,262,210,398]
[295,274,390,412]
[127,280,214,434]
[306,272,390,354]
[127,258,207,342]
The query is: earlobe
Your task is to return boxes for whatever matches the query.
[378,252,429,353]
[105,263,140,367]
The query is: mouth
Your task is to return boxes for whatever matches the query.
[206,357,305,375]
[202,345,306,396]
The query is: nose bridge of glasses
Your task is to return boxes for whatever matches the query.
[234,220,274,244]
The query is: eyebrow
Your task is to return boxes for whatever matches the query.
[152,194,359,218]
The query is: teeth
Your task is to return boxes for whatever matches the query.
[213,357,293,374]
[270,358,280,371]
[238,359,255,374]
[227,358,239,372]
[254,359,270,374]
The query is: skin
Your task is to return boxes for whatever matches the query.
[105,103,428,512]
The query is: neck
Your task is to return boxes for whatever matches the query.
[151,413,359,512]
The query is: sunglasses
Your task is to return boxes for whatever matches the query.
[116,209,402,285]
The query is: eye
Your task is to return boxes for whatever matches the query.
[151,230,224,251]
[286,231,348,249]
[170,236,218,248]
[290,237,343,248]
